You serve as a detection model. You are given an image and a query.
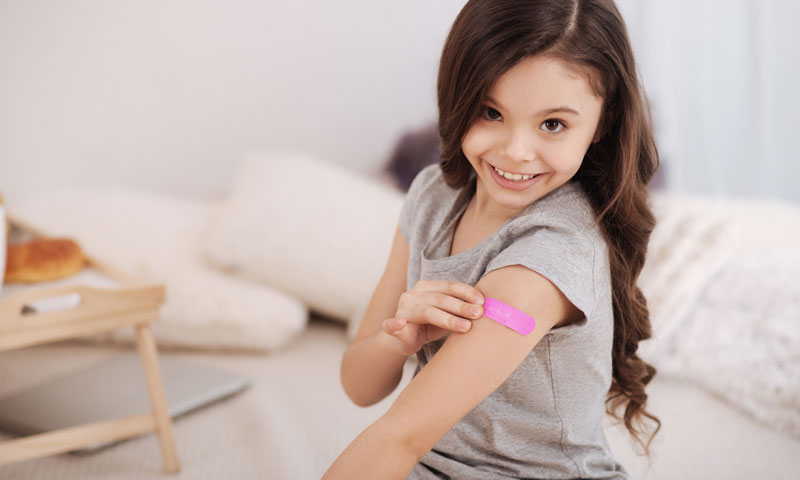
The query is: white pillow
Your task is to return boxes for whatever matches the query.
[9,187,308,352]
[203,151,404,328]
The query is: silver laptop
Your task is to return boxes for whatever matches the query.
[0,352,251,454]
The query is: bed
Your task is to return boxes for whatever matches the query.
[1,151,798,479]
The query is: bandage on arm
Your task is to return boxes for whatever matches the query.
[482,297,536,335]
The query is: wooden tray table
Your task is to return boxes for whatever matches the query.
[0,213,180,474]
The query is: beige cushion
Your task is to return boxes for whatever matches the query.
[203,151,404,327]
[9,187,308,352]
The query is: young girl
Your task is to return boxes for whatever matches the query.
[325,0,660,478]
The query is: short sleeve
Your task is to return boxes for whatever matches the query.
[481,226,597,323]
[398,164,439,244]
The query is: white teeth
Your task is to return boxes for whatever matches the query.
[493,165,536,181]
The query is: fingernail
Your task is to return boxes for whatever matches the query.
[475,295,484,305]
[459,320,471,330]
[471,306,482,316]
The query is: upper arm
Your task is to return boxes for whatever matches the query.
[379,264,582,458]
[352,224,409,343]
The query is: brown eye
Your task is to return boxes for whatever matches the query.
[541,119,565,133]
[484,107,502,121]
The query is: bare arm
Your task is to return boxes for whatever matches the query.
[340,225,410,406]
[324,264,583,478]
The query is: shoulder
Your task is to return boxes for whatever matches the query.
[484,182,608,322]
[517,181,598,234]
[503,181,606,259]
[405,163,456,204]
[400,164,462,239]
[406,163,443,192]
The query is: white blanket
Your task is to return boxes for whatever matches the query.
[639,193,800,439]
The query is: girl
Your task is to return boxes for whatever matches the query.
[325,0,660,478]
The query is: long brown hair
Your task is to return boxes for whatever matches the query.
[437,0,661,455]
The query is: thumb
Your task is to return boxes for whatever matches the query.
[384,317,406,332]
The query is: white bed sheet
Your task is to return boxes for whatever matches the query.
[0,317,798,479]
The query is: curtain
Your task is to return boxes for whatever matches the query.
[617,0,800,204]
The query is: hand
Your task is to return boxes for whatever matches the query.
[382,280,485,356]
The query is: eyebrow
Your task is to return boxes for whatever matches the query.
[486,96,581,116]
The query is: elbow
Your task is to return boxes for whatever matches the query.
[341,372,377,408]
[342,382,381,408]
[348,392,379,408]
[340,353,381,408]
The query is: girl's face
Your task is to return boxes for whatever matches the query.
[461,55,605,219]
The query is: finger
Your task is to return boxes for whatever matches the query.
[420,291,484,320]
[423,280,485,306]
[414,304,473,333]
[419,323,450,345]
[383,317,404,332]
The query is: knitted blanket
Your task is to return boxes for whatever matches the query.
[639,193,800,440]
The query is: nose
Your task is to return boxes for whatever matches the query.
[501,125,537,163]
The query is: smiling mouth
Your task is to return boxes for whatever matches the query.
[488,163,541,181]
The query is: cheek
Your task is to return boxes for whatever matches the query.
[541,142,588,173]
[461,125,496,158]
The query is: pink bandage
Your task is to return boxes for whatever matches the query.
[483,297,536,336]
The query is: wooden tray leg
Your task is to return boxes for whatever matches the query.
[135,323,181,474]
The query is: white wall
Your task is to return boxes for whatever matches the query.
[0,0,467,203]
[2,0,798,206]
[617,0,800,204]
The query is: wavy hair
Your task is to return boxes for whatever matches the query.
[437,0,661,454]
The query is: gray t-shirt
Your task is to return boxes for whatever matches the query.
[400,164,627,480]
